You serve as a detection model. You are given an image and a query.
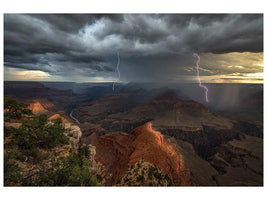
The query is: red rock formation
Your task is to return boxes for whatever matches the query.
[94,122,191,186]
[48,114,68,123]
[28,102,48,115]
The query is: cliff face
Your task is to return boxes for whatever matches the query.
[25,99,72,124]
[49,114,68,123]
[28,102,48,115]
[94,122,191,186]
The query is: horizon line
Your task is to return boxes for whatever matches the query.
[3,80,263,84]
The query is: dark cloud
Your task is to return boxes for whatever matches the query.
[4,14,263,82]
[31,14,123,33]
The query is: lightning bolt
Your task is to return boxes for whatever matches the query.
[112,52,120,91]
[193,53,209,102]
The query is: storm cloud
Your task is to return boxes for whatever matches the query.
[4,14,263,82]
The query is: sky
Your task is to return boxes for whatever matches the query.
[4,14,263,83]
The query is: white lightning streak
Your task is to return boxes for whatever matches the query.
[112,52,120,91]
[193,53,209,102]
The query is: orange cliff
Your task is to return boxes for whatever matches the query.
[94,122,191,186]
[28,102,48,115]
[48,114,68,123]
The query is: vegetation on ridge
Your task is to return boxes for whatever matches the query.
[4,96,97,186]
[4,95,33,120]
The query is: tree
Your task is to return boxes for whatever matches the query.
[4,152,22,186]
[4,95,33,120]
[13,114,69,149]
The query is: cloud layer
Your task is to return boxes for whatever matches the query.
[4,14,263,82]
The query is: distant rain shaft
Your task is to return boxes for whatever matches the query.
[112,52,120,91]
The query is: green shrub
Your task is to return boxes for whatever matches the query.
[4,126,17,137]
[4,152,22,186]
[25,148,49,163]
[96,174,102,182]
[6,150,19,159]
[4,95,33,120]
[136,174,144,182]
[33,145,97,186]
[137,162,141,169]
[13,115,69,149]
[78,145,91,158]
[148,166,155,179]
[116,179,121,184]
[154,171,163,180]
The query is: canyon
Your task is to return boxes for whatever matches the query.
[4,81,263,186]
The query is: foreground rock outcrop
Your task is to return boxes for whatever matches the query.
[4,121,84,183]
[117,160,173,186]
[94,122,191,186]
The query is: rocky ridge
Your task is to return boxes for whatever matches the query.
[94,122,191,186]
